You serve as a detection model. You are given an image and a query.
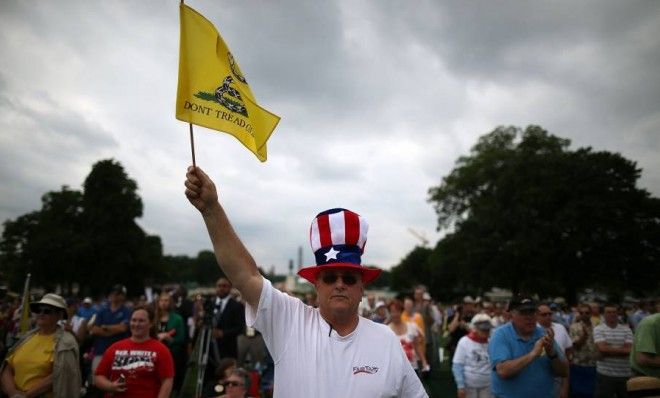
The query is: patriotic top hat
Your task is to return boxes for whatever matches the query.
[297,208,381,284]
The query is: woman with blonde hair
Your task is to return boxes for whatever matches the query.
[155,292,185,393]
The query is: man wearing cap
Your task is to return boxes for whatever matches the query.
[488,296,569,398]
[89,284,131,384]
[76,297,97,321]
[185,166,427,397]
[0,293,81,398]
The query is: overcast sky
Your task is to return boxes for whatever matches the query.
[1,1,659,275]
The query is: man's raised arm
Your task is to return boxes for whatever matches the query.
[184,166,263,309]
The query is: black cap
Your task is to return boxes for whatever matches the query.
[508,295,537,312]
[110,284,127,295]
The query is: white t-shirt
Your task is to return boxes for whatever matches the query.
[551,322,573,353]
[452,335,491,389]
[537,322,573,353]
[246,278,428,398]
[391,322,422,369]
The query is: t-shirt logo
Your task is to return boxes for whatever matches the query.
[112,350,157,372]
[353,365,379,375]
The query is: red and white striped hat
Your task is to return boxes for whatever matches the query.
[297,208,381,284]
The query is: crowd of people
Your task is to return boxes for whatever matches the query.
[0,280,269,398]
[0,278,658,398]
[0,165,656,398]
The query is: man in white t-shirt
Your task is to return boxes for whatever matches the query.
[538,303,573,398]
[185,166,427,398]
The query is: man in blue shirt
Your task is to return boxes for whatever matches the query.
[89,284,132,379]
[488,295,569,398]
[76,296,98,320]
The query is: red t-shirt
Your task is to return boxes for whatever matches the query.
[95,337,174,398]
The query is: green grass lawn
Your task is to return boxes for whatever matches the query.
[422,360,457,397]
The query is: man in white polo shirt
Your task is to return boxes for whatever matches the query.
[184,166,428,398]
[593,303,633,398]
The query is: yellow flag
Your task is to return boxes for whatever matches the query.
[176,4,280,162]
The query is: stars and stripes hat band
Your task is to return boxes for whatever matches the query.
[297,208,381,284]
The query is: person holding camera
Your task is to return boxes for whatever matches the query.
[184,166,427,397]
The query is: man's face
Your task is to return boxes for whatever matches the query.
[578,305,591,322]
[603,306,618,325]
[109,291,125,305]
[414,288,424,302]
[536,305,553,328]
[511,308,537,336]
[315,269,364,317]
[216,278,231,298]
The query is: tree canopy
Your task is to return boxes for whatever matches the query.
[0,159,163,296]
[392,125,660,301]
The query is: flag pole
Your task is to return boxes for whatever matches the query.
[181,0,196,167]
[18,273,31,336]
[189,123,196,167]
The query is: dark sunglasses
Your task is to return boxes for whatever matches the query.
[224,381,244,387]
[320,272,359,286]
[33,306,57,315]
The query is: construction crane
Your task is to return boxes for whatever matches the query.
[407,228,429,247]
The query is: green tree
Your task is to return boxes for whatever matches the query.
[425,125,660,301]
[389,247,432,292]
[80,159,161,296]
[0,187,85,291]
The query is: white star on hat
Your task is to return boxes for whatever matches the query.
[324,247,339,261]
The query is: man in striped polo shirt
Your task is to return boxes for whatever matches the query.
[593,303,633,398]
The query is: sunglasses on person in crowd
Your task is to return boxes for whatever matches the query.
[224,381,244,388]
[32,306,57,315]
[320,272,359,286]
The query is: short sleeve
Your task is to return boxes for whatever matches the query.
[552,340,566,360]
[121,307,132,324]
[593,325,605,343]
[624,327,633,344]
[156,343,175,379]
[95,346,114,377]
[488,328,511,368]
[246,277,309,363]
[635,320,658,355]
[452,337,467,365]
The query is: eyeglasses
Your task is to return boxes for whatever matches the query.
[33,307,56,315]
[224,381,244,387]
[320,272,359,286]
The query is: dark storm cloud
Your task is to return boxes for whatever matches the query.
[1,1,658,272]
